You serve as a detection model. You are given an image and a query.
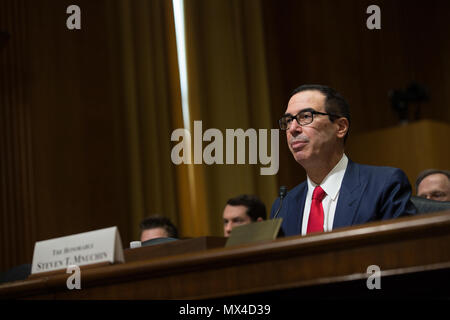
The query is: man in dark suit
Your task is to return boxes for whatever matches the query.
[270,84,416,236]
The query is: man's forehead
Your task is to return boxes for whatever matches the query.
[141,227,168,237]
[223,205,249,218]
[286,90,326,114]
[422,173,450,187]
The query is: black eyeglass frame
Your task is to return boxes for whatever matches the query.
[279,109,340,130]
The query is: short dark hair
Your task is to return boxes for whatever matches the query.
[290,84,351,142]
[226,194,266,221]
[140,215,178,238]
[415,169,450,191]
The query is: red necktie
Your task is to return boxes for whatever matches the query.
[307,186,326,234]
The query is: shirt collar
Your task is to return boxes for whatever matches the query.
[307,154,349,201]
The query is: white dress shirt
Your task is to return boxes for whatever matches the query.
[301,154,349,235]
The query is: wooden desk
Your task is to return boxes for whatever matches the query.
[1,211,450,299]
[124,236,227,263]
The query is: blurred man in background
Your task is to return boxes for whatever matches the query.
[223,194,266,237]
[140,215,178,242]
[416,169,450,201]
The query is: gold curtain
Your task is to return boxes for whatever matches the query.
[106,0,190,240]
[184,0,278,236]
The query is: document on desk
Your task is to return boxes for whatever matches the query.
[225,218,283,247]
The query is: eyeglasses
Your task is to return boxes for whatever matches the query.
[279,109,339,130]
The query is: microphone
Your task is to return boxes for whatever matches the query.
[273,186,287,219]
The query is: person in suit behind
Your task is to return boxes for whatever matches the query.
[271,84,417,236]
[0,264,31,284]
[415,169,450,201]
[140,215,178,242]
[223,194,266,237]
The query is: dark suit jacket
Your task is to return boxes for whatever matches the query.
[270,160,417,236]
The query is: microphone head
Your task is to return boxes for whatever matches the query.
[279,186,287,198]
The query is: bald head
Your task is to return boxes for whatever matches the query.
[416,170,450,201]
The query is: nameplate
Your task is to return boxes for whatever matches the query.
[31,226,125,274]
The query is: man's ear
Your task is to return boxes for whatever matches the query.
[256,217,263,222]
[335,117,349,139]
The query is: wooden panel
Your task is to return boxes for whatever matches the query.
[346,120,450,192]
[1,211,449,299]
[26,0,131,243]
[0,0,37,271]
[0,0,132,271]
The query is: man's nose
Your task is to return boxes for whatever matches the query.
[225,222,232,235]
[288,119,302,136]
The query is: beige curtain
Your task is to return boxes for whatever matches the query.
[184,0,278,236]
[105,0,279,238]
[106,0,190,240]
[109,0,280,238]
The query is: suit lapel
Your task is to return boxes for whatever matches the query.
[292,183,307,235]
[333,160,363,229]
